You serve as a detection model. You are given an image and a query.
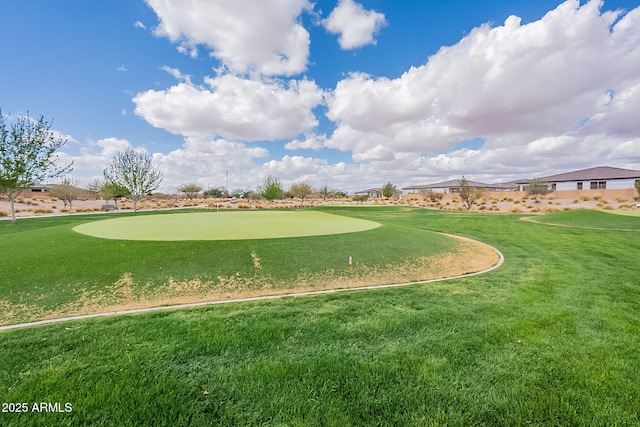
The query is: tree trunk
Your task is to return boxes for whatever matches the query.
[9,194,16,224]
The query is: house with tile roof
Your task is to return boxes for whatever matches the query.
[514,166,640,191]
[354,188,382,198]
[401,166,639,197]
[402,179,496,195]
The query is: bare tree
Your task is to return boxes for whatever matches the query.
[289,182,313,207]
[49,178,81,209]
[319,185,332,201]
[458,177,484,211]
[0,110,73,224]
[103,148,163,213]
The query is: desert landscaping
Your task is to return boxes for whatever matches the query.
[2,189,638,220]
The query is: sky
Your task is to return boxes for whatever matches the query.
[1,0,640,193]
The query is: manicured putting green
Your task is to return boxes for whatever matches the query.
[73,210,381,241]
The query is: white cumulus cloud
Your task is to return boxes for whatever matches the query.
[152,136,269,190]
[133,74,324,141]
[323,0,387,50]
[144,0,313,76]
[284,134,327,151]
[325,0,640,170]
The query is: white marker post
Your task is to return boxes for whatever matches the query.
[348,256,353,265]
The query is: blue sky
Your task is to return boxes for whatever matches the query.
[1,0,639,192]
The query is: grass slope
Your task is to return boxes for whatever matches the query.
[1,207,639,426]
[0,208,466,325]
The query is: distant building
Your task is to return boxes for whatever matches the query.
[20,184,52,198]
[402,166,640,196]
[514,166,640,191]
[402,179,494,195]
[354,188,382,198]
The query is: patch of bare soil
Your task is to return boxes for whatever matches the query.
[0,235,499,326]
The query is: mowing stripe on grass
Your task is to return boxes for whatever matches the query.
[72,210,380,240]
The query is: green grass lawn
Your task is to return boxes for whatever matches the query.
[530,208,640,230]
[1,207,639,426]
[0,208,481,325]
[604,209,640,217]
[72,210,381,240]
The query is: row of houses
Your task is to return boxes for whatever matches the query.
[356,166,640,198]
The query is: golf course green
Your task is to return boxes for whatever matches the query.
[72,210,381,240]
[1,206,639,425]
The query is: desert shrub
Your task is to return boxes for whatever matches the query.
[509,207,522,213]
[572,199,579,204]
[0,210,8,217]
[531,207,540,213]
[478,205,486,210]
[615,197,628,203]
[33,208,53,214]
[543,206,560,213]
[602,205,614,210]
[60,209,69,213]
[580,196,591,201]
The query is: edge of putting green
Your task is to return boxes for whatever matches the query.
[72,210,381,241]
[601,210,640,217]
